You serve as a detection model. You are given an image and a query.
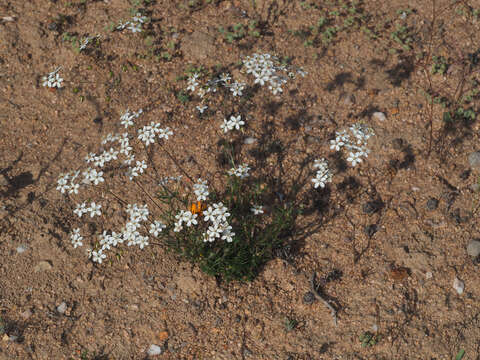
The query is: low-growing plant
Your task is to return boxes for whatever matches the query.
[431,55,449,75]
[359,331,382,347]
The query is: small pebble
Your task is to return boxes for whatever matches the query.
[16,245,27,253]
[425,271,433,279]
[453,277,464,295]
[303,291,316,305]
[57,302,67,314]
[426,198,439,210]
[392,138,404,150]
[147,344,162,356]
[244,137,256,145]
[468,151,480,170]
[372,112,386,122]
[466,240,480,258]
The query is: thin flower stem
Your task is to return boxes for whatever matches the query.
[310,272,337,326]
[159,143,195,183]
[133,179,163,211]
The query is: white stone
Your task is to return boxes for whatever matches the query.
[16,245,27,253]
[147,344,162,356]
[57,302,67,314]
[243,137,256,145]
[372,112,386,122]
[453,277,464,295]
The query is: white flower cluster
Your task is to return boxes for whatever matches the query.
[117,13,148,33]
[138,122,173,146]
[185,71,246,99]
[42,67,63,88]
[330,123,374,167]
[251,205,264,215]
[70,228,83,248]
[121,203,150,249]
[243,53,307,95]
[73,201,102,218]
[56,171,81,194]
[127,160,147,180]
[73,204,161,264]
[202,202,234,243]
[79,34,100,51]
[173,210,198,232]
[193,178,209,201]
[227,164,251,179]
[120,108,143,128]
[158,175,183,186]
[220,114,245,133]
[82,168,105,185]
[312,158,332,189]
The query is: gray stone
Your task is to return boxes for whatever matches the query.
[243,137,256,145]
[147,344,162,356]
[468,151,480,170]
[16,245,27,253]
[56,302,67,314]
[453,277,464,294]
[467,240,480,258]
[372,112,386,122]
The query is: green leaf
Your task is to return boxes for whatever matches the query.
[456,349,465,360]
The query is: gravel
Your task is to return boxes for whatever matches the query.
[468,151,480,170]
[147,344,162,356]
[467,240,480,258]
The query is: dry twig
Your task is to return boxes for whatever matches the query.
[310,272,337,326]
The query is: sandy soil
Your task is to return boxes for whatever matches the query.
[1,0,480,359]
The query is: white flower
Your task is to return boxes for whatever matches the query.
[219,73,231,83]
[127,22,142,33]
[228,164,250,178]
[42,67,63,88]
[138,126,156,146]
[85,152,96,163]
[203,206,216,223]
[68,183,80,194]
[149,221,166,236]
[220,118,233,133]
[74,202,87,218]
[91,250,106,264]
[330,137,345,151]
[87,202,102,217]
[196,105,208,114]
[132,13,148,23]
[251,205,264,215]
[70,228,83,248]
[137,235,149,249]
[213,202,230,222]
[56,174,70,194]
[347,151,363,167]
[312,158,332,189]
[207,223,221,240]
[193,178,209,201]
[90,169,104,185]
[229,115,244,130]
[158,127,173,140]
[181,211,198,227]
[220,224,235,243]
[173,220,183,232]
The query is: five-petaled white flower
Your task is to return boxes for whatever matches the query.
[251,205,264,215]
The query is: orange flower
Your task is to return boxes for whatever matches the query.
[189,201,206,215]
